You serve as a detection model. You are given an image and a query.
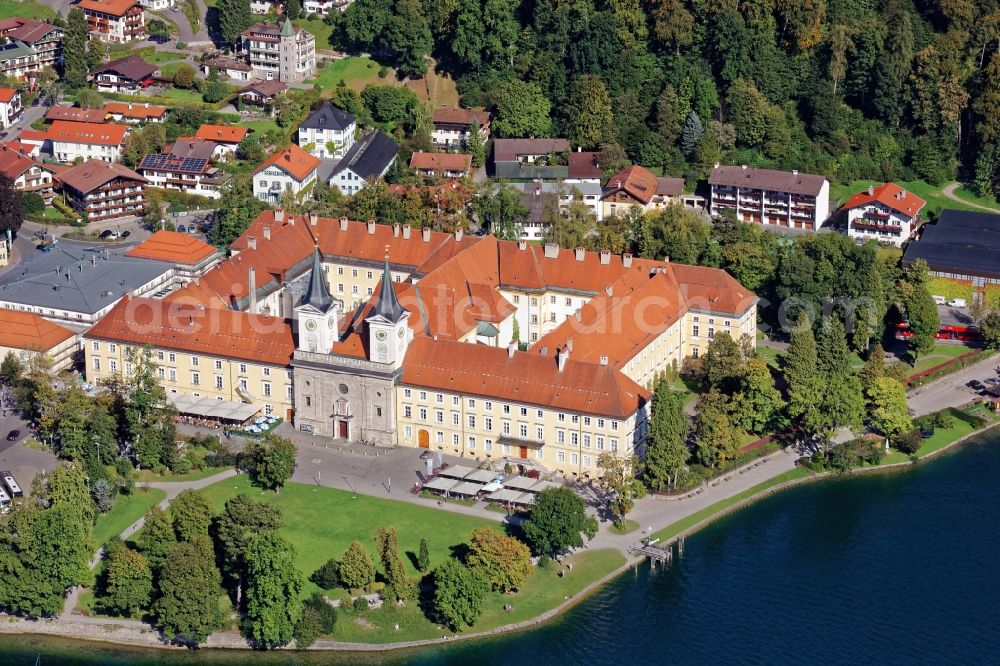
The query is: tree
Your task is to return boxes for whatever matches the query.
[214,494,283,605]
[152,537,226,644]
[732,357,783,435]
[542,195,596,249]
[980,312,1000,348]
[338,540,375,590]
[63,8,89,88]
[374,526,413,603]
[54,387,92,461]
[173,63,196,89]
[0,351,22,385]
[491,79,552,138]
[385,0,433,78]
[565,75,614,150]
[217,0,254,45]
[21,191,44,217]
[243,433,297,492]
[293,592,336,648]
[432,558,489,630]
[726,78,769,149]
[467,527,532,593]
[471,182,527,240]
[203,81,229,104]
[783,313,824,434]
[212,174,266,247]
[868,377,912,439]
[86,35,105,71]
[901,261,940,362]
[693,392,740,467]
[417,538,430,573]
[655,84,686,146]
[0,176,23,237]
[340,0,391,50]
[816,317,865,436]
[310,558,340,589]
[680,111,704,157]
[171,489,214,542]
[91,479,114,514]
[138,505,175,570]
[38,463,95,525]
[100,546,152,617]
[644,380,689,490]
[121,131,150,169]
[243,533,303,648]
[597,452,646,521]
[859,343,886,400]
[522,487,597,555]
[701,332,745,394]
[76,89,105,109]
[651,0,694,52]
[286,0,302,20]
[641,204,712,265]
[237,134,266,163]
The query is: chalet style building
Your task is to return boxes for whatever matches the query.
[57,160,146,222]
[843,183,926,246]
[431,107,490,149]
[78,0,146,44]
[709,164,830,231]
[240,18,316,83]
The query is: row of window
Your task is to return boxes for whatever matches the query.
[401,406,621,444]
[400,390,618,429]
[91,357,294,400]
[90,342,291,379]
[401,427,607,467]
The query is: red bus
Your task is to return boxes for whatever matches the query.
[895,322,981,342]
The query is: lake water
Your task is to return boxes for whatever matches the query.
[4,431,1000,665]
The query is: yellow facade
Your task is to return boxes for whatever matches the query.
[84,340,294,419]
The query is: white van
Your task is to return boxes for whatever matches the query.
[948,298,967,308]
[932,295,947,305]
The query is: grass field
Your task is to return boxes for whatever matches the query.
[306,56,388,90]
[237,118,280,135]
[0,0,56,20]
[133,467,227,483]
[155,87,208,104]
[949,185,1000,212]
[878,417,980,465]
[830,179,991,217]
[195,475,494,596]
[296,17,334,48]
[906,343,975,375]
[93,488,166,547]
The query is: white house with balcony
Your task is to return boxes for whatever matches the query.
[843,182,926,246]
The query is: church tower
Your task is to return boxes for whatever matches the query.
[294,246,341,353]
[365,253,409,368]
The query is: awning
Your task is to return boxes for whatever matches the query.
[167,394,261,422]
[481,481,502,493]
[513,492,536,505]
[439,464,477,479]
[423,477,459,492]
[487,488,522,502]
[502,476,538,491]
[450,481,483,496]
[465,469,499,483]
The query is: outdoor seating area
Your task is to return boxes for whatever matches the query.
[236,415,283,437]
[419,465,561,507]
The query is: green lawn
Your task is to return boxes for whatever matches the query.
[237,119,280,135]
[195,475,494,596]
[757,345,784,370]
[0,0,56,20]
[41,207,69,221]
[949,185,1000,212]
[156,87,208,104]
[651,468,812,543]
[93,488,166,547]
[905,342,975,375]
[831,179,986,217]
[306,56,384,89]
[157,62,186,78]
[879,417,980,465]
[609,519,640,535]
[134,466,227,483]
[295,17,334,48]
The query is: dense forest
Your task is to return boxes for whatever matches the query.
[324,0,1000,197]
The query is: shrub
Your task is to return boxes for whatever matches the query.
[352,596,368,612]
[537,555,552,570]
[894,429,923,455]
[176,41,186,50]
[20,192,44,216]
[378,66,388,78]
[294,606,324,648]
[202,81,228,104]
[310,558,340,590]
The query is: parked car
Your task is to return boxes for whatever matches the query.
[932,295,947,305]
[99,229,119,240]
[177,224,186,233]
[967,380,986,392]
[120,230,131,239]
[986,378,1000,386]
[6,430,19,442]
[188,225,198,235]
[948,298,967,308]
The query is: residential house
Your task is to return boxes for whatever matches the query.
[709,164,830,231]
[0,237,6,267]
[15,131,48,155]
[566,151,603,185]
[250,0,276,14]
[843,182,926,246]
[240,18,316,83]
[56,159,146,222]
[0,309,78,371]
[492,138,571,180]
[431,107,490,149]
[238,80,287,112]
[296,103,355,159]
[78,0,146,44]
[48,120,128,163]
[139,139,229,199]
[102,101,167,123]
[512,180,603,240]
[328,130,398,195]
[91,56,156,93]
[0,143,59,203]
[253,143,320,204]
[201,55,253,82]
[0,88,22,130]
[410,152,472,178]
[0,18,63,80]
[46,106,107,124]
[304,0,354,16]
[139,0,175,10]
[193,124,249,158]
[601,165,686,219]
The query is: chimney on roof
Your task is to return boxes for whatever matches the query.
[897,190,905,200]
[623,252,632,268]
[455,228,463,241]
[507,341,516,358]
[664,255,670,263]
[605,285,613,297]
[248,236,256,250]
[792,169,798,176]
[543,243,558,259]
[868,185,874,196]
[402,224,411,240]
[566,338,573,352]
[144,103,148,108]
[518,240,527,251]
[367,220,375,235]
[339,216,348,231]
[308,212,318,226]
[599,249,610,265]
[741,165,747,170]
[263,225,270,240]
[599,355,608,366]
[274,209,285,223]
[393,224,400,238]
[248,267,256,310]
[575,247,584,261]
[557,345,569,372]
[422,227,430,242]
[539,346,548,356]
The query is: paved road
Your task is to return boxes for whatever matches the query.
[907,351,999,416]
[162,0,212,45]
[39,0,75,19]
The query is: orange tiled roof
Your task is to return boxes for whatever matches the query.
[254,144,320,182]
[409,152,472,172]
[194,124,248,144]
[0,87,17,103]
[431,107,490,127]
[126,230,218,266]
[48,120,127,146]
[401,337,649,419]
[78,0,139,16]
[46,106,106,123]
[0,143,44,179]
[86,297,295,367]
[103,101,167,120]
[843,182,926,218]
[0,308,75,352]
[604,165,662,205]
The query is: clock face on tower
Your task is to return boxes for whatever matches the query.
[304,319,317,332]
[398,328,405,338]
[328,317,336,329]
[375,330,387,341]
